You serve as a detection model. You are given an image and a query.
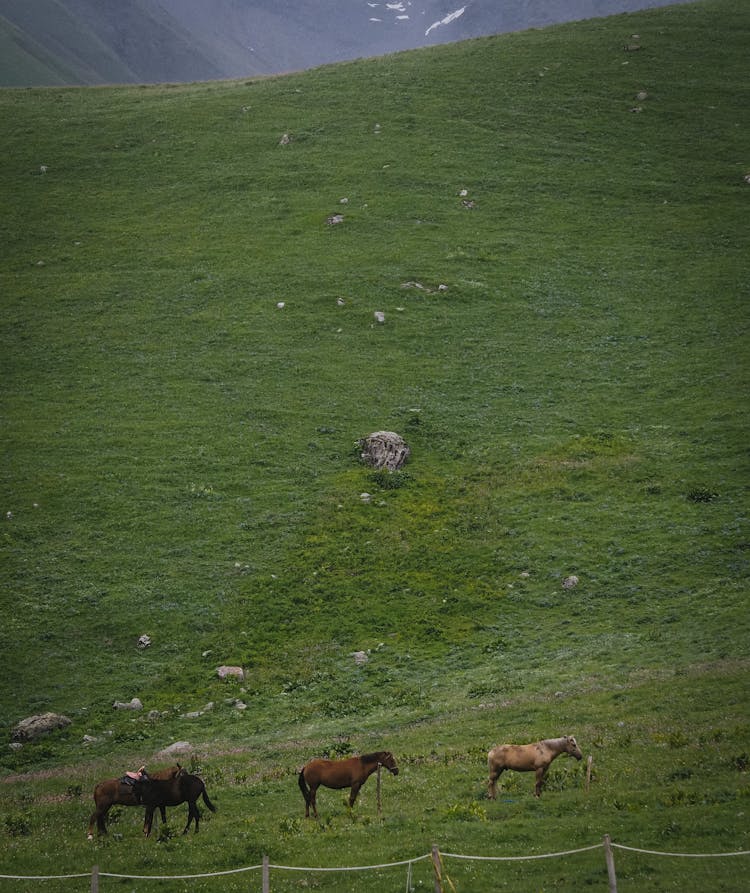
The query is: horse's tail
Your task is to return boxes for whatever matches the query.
[298,768,311,805]
[201,785,217,813]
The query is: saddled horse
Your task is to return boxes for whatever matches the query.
[136,770,217,836]
[487,735,583,799]
[298,751,399,818]
[87,765,180,838]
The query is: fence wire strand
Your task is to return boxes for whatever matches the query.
[611,843,750,858]
[3,839,749,882]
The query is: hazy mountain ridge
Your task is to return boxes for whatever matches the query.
[1,0,687,87]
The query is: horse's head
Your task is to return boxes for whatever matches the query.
[379,751,399,775]
[564,736,583,760]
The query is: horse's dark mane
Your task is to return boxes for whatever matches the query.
[361,751,388,763]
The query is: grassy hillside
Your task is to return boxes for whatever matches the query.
[1,1,748,889]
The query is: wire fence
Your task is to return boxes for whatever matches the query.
[2,838,749,892]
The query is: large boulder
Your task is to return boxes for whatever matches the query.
[12,712,71,741]
[359,431,410,471]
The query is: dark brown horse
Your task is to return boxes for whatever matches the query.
[487,735,583,799]
[87,765,180,838]
[298,751,398,818]
[136,770,217,836]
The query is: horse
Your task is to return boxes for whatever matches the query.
[87,765,180,838]
[487,735,583,799]
[298,751,399,818]
[136,770,217,836]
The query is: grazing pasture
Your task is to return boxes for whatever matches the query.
[0,1,748,890]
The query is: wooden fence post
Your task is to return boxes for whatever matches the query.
[603,834,618,892]
[586,754,593,792]
[431,844,443,893]
[90,865,99,893]
[262,853,270,893]
[377,764,382,816]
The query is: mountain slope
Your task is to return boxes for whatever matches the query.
[0,0,690,85]
[0,2,748,887]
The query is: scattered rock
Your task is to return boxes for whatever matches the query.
[360,492,372,503]
[113,697,143,710]
[217,665,245,680]
[374,311,385,323]
[279,133,291,146]
[227,698,247,710]
[636,90,648,100]
[623,43,641,52]
[461,199,476,208]
[562,575,579,590]
[352,650,369,666]
[137,634,151,649]
[327,214,344,225]
[9,742,23,751]
[359,431,411,471]
[276,301,285,309]
[11,712,71,741]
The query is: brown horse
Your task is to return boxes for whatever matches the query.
[137,770,217,836]
[487,735,583,799]
[87,765,180,838]
[298,751,398,818]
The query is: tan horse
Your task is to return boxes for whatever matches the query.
[87,765,181,838]
[298,751,398,818]
[487,735,583,799]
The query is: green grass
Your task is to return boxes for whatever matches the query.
[1,1,749,890]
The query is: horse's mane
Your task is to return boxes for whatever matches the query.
[361,751,388,763]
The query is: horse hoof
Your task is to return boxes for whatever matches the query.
[87,834,93,841]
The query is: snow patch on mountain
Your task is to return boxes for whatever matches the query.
[425,5,466,36]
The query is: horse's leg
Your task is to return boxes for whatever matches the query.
[488,767,504,800]
[348,782,362,809]
[534,767,547,797]
[183,800,200,834]
[309,783,319,819]
[88,806,106,839]
[144,806,155,837]
[95,804,110,836]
